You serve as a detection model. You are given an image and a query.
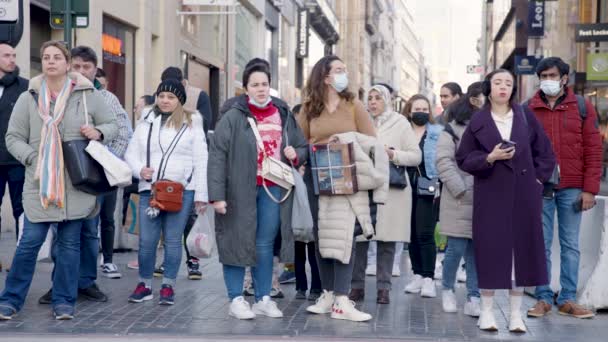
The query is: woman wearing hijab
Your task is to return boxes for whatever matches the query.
[349,85,421,304]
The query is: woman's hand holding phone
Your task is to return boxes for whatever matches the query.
[487,142,515,164]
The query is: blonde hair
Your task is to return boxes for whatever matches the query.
[40,40,71,62]
[156,102,193,129]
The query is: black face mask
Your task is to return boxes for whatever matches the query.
[411,112,430,126]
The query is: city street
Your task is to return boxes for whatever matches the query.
[0,233,606,341]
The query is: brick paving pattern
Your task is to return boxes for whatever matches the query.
[0,233,605,341]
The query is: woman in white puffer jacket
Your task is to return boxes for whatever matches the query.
[124,78,208,305]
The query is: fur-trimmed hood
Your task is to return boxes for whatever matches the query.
[28,72,94,93]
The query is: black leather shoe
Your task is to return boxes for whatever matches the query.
[39,289,53,304]
[79,283,108,302]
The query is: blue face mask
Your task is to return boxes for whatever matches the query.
[331,72,349,92]
[248,96,272,108]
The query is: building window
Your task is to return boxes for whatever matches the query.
[235,6,257,86]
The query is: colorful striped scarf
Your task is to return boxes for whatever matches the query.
[35,77,74,209]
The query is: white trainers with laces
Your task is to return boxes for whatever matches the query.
[464,297,481,317]
[420,277,437,298]
[330,295,372,322]
[404,274,424,293]
[101,263,122,279]
[442,290,458,313]
[306,290,335,314]
[229,296,256,320]
[252,296,283,318]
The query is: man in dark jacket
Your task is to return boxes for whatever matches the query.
[0,42,28,239]
[526,57,602,319]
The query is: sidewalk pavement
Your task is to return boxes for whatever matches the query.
[0,231,606,341]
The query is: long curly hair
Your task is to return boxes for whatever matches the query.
[302,55,355,121]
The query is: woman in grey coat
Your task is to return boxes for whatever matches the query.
[436,82,484,317]
[0,41,118,321]
[208,62,307,320]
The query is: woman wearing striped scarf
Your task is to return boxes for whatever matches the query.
[0,40,118,321]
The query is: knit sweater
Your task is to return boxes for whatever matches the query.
[249,102,282,186]
[297,98,376,144]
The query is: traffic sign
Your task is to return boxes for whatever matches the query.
[50,0,89,29]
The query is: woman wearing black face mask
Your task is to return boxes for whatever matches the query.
[401,94,444,299]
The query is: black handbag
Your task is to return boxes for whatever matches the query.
[415,167,440,197]
[63,140,115,195]
[389,162,408,189]
[62,92,114,195]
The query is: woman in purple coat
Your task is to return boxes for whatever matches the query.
[456,69,555,333]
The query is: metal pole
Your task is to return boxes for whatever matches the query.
[64,0,72,48]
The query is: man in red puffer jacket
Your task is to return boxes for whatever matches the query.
[525,57,602,320]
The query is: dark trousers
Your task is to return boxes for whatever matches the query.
[98,190,118,264]
[409,194,437,279]
[295,241,322,292]
[352,241,395,291]
[0,165,25,239]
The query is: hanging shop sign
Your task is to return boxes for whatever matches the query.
[587,53,608,81]
[575,23,608,42]
[296,9,309,58]
[527,1,545,38]
[514,55,542,75]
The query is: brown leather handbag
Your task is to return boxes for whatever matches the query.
[146,118,189,213]
[150,180,185,212]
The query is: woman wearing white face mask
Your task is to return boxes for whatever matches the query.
[208,62,308,320]
[298,55,377,322]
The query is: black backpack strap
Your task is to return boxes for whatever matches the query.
[443,123,459,143]
[575,95,587,120]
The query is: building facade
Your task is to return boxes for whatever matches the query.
[481,0,607,122]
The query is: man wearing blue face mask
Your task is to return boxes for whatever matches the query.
[525,57,602,319]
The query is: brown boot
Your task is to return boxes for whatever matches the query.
[558,301,595,319]
[527,301,552,317]
[348,288,365,302]
[377,289,390,304]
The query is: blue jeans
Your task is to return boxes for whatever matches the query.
[223,186,280,301]
[0,217,83,312]
[78,218,100,289]
[441,237,480,299]
[535,188,582,306]
[138,190,194,286]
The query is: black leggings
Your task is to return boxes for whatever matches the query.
[409,194,437,279]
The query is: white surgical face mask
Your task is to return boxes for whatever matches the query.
[248,96,271,109]
[540,80,562,97]
[331,72,349,92]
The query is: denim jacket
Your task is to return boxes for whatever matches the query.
[423,123,444,179]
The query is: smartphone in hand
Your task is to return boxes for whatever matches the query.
[500,140,517,150]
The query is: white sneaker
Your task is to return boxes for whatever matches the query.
[330,295,372,322]
[252,296,283,318]
[464,297,481,317]
[229,296,256,320]
[509,313,527,333]
[306,290,335,314]
[101,263,122,279]
[456,266,467,283]
[404,274,424,293]
[365,264,377,276]
[391,264,401,277]
[420,278,437,298]
[442,290,458,313]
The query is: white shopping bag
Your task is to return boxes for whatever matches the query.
[85,140,132,187]
[186,212,216,259]
[16,214,54,262]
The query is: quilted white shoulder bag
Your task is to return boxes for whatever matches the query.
[247,117,294,203]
